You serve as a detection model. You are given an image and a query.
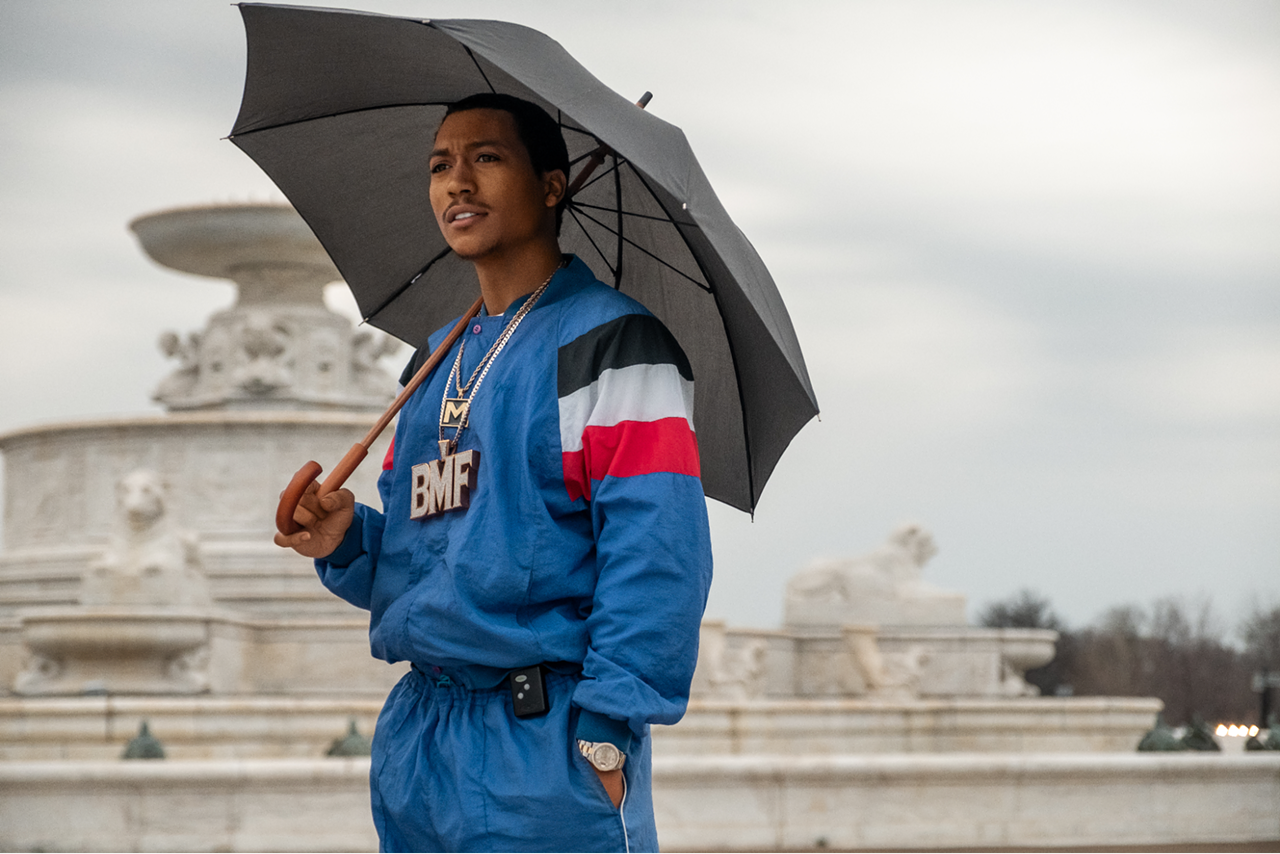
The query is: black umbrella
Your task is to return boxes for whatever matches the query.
[231,3,818,514]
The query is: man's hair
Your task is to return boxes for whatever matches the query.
[442,93,571,233]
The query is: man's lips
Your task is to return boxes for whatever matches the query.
[444,204,487,225]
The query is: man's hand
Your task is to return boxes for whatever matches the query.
[594,767,623,809]
[272,481,355,558]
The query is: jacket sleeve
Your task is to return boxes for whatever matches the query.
[313,448,396,611]
[558,312,714,748]
[312,503,386,611]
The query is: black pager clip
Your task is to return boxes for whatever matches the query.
[509,665,549,718]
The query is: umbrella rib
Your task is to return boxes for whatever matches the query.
[566,206,618,281]
[559,121,604,154]
[462,46,497,93]
[714,293,757,513]
[570,202,683,225]
[612,163,761,509]
[621,163,717,294]
[363,244,453,323]
[569,205,709,292]
[572,158,623,197]
[613,153,624,290]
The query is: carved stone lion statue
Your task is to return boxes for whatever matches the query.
[784,523,966,628]
[81,469,212,608]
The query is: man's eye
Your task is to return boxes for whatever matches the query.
[430,162,448,174]
[477,153,498,162]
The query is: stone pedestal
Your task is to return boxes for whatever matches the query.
[694,621,1058,701]
[15,609,219,695]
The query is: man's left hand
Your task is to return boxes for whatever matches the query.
[594,767,623,808]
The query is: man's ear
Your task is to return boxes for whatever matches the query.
[544,169,568,209]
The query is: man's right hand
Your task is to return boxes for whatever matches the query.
[272,481,355,559]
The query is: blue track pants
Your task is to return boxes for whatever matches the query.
[370,667,657,852]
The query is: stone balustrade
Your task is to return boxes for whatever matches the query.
[2,753,1277,853]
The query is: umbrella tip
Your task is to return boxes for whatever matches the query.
[636,92,653,109]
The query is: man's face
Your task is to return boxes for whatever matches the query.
[429,108,562,262]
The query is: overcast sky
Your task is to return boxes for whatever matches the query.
[1,0,1277,632]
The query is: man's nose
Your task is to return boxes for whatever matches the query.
[447,161,476,195]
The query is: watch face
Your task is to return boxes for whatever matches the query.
[592,743,621,770]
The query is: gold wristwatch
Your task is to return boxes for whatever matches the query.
[577,739,626,771]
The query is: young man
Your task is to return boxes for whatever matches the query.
[275,93,713,852]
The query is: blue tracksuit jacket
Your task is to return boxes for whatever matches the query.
[315,257,713,852]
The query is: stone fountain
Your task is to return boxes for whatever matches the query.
[1,204,1276,853]
[0,203,406,734]
[134,204,398,413]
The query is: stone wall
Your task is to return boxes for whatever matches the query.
[2,753,1277,852]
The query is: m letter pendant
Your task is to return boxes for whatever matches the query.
[410,450,480,519]
[441,398,469,430]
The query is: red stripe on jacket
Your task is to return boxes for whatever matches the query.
[383,437,396,471]
[562,417,700,502]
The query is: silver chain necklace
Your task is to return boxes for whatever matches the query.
[436,262,562,459]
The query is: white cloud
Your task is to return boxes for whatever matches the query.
[794,279,1043,432]
[1115,328,1280,423]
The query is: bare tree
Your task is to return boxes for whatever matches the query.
[1069,597,1252,726]
[1072,605,1148,699]
[978,591,1259,724]
[978,589,1064,631]
[1241,604,1280,670]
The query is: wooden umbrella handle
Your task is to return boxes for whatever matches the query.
[274,295,485,536]
[276,460,323,536]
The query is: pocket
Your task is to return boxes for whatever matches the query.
[475,687,627,851]
[569,742,629,815]
[369,673,418,782]
[368,673,428,844]
[570,747,617,808]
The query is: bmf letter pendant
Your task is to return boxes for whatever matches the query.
[410,450,479,518]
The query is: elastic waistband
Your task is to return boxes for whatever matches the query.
[410,661,582,692]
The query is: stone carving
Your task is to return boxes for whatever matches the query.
[140,205,401,412]
[998,656,1042,696]
[15,651,62,690]
[154,331,201,400]
[155,310,401,411]
[233,314,293,396]
[696,621,769,701]
[352,330,401,399]
[785,524,967,628]
[12,470,215,694]
[845,626,930,699]
[81,470,210,608]
[166,643,212,692]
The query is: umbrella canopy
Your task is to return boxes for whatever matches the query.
[229,3,818,513]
